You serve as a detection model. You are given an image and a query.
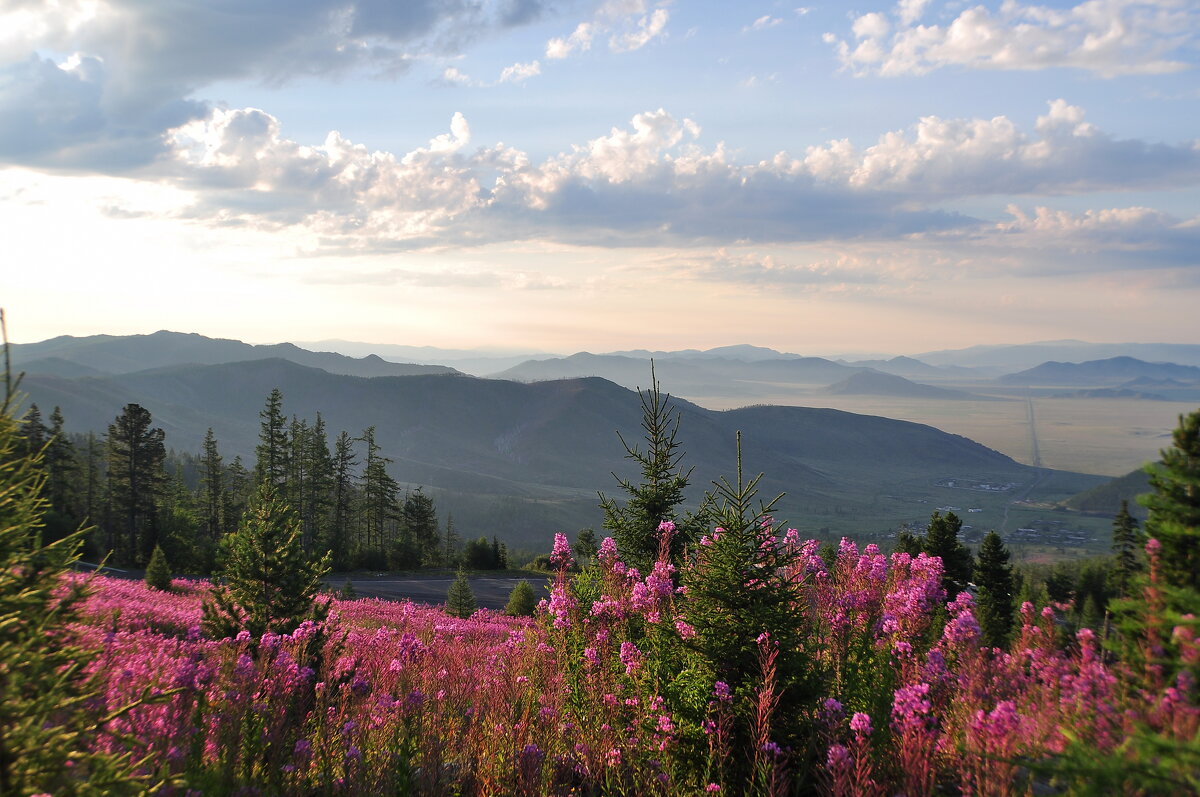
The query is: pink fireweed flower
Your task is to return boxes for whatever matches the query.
[892,683,933,733]
[657,520,676,535]
[620,641,643,675]
[547,581,577,629]
[713,681,732,702]
[675,619,697,639]
[551,533,574,570]
[850,712,872,737]
[598,536,619,567]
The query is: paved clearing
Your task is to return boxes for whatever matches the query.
[330,574,551,611]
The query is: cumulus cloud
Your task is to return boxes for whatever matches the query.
[498,59,541,83]
[545,0,669,60]
[20,90,1199,259]
[0,0,548,170]
[800,100,1200,196]
[825,0,1199,77]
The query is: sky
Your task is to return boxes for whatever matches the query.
[2,0,1198,355]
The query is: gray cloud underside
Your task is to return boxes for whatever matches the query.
[0,0,552,170]
[146,103,1200,252]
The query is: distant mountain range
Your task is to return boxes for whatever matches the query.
[820,371,995,401]
[12,331,458,379]
[918,341,1200,371]
[488,352,870,396]
[999,357,1200,387]
[20,355,1047,546]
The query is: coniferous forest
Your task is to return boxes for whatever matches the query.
[4,322,1199,795]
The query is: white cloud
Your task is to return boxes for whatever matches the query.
[498,59,541,83]
[744,15,783,33]
[800,99,1200,195]
[440,66,475,86]
[609,8,670,52]
[546,22,594,59]
[894,0,932,26]
[826,0,1199,77]
[20,94,1198,263]
[0,0,549,169]
[546,1,669,60]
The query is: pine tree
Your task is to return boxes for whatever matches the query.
[359,426,398,564]
[1111,500,1143,599]
[202,481,331,640]
[222,455,251,536]
[254,389,288,491]
[1140,410,1200,595]
[0,314,150,793]
[198,428,224,541]
[17,402,47,458]
[504,580,537,616]
[328,430,357,570]
[683,435,818,767]
[923,511,974,598]
[573,528,599,565]
[599,365,697,571]
[44,406,77,520]
[303,414,334,555]
[145,544,173,591]
[442,513,460,568]
[402,488,439,566]
[105,403,166,565]
[446,567,477,618]
[973,531,1015,649]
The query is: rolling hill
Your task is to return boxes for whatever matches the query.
[12,331,459,379]
[820,371,994,400]
[20,358,1061,546]
[998,357,1200,387]
[489,352,866,396]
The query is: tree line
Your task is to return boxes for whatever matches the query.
[16,389,511,573]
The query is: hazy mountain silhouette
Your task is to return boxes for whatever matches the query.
[820,371,995,400]
[998,357,1200,386]
[490,352,865,396]
[22,358,1042,546]
[919,342,1200,371]
[12,331,459,379]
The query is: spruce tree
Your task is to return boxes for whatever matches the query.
[683,436,817,768]
[44,406,77,520]
[198,428,224,541]
[442,513,460,568]
[504,580,536,616]
[973,531,1015,649]
[402,488,439,566]
[359,426,398,564]
[1111,500,1143,599]
[923,511,974,598]
[254,389,288,491]
[0,317,150,793]
[328,431,357,569]
[1140,410,1200,595]
[222,455,251,536]
[17,402,47,458]
[446,567,477,618]
[599,366,697,571]
[105,403,166,565]
[144,544,172,591]
[202,482,331,640]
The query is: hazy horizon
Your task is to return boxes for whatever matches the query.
[3,1,1198,351]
